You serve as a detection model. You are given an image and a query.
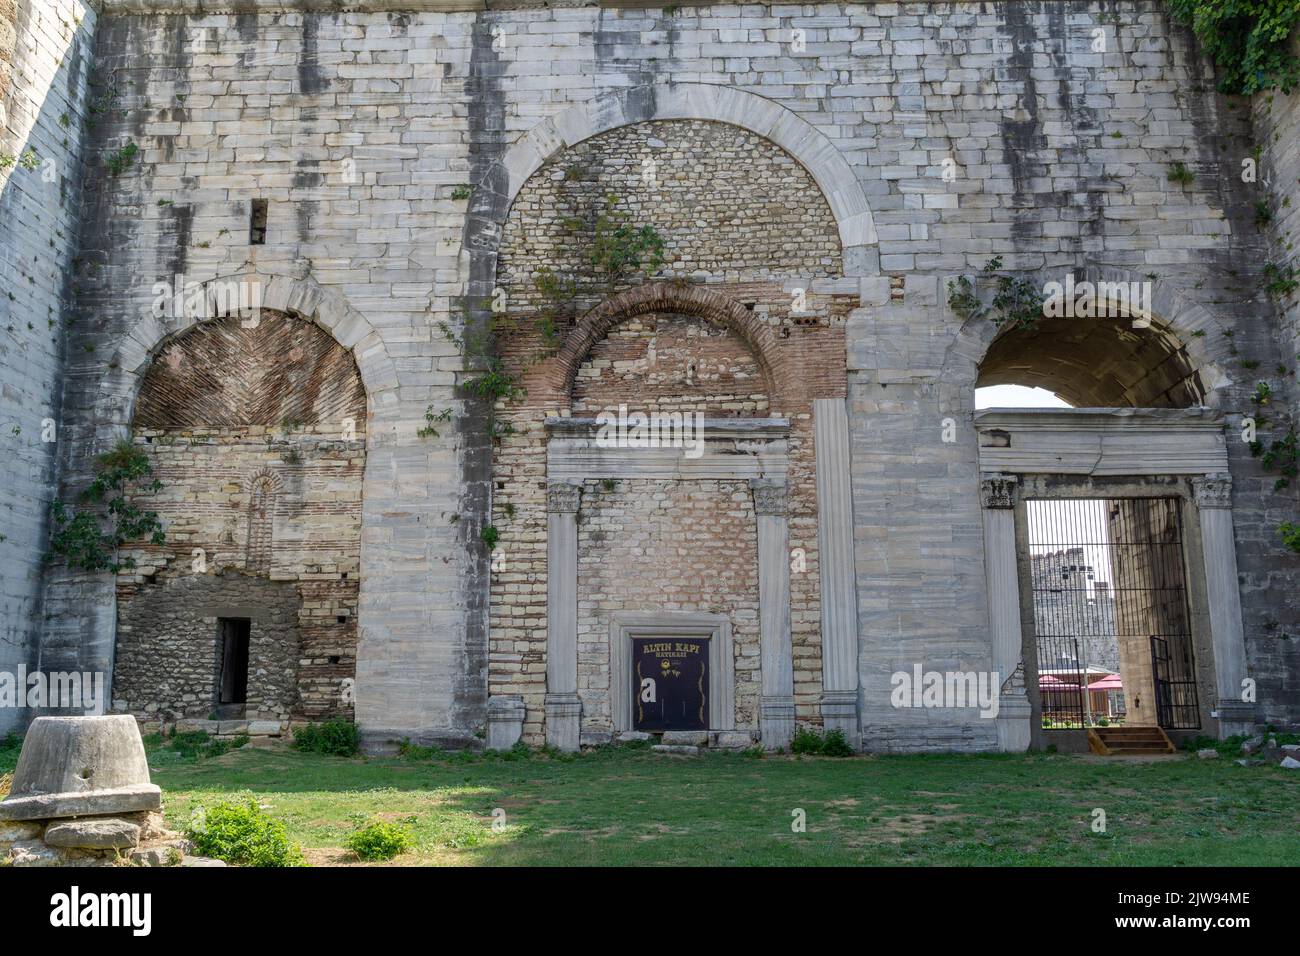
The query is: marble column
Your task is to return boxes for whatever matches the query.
[1192,475,1256,736]
[813,399,860,747]
[545,481,582,752]
[980,474,1030,752]
[753,480,795,751]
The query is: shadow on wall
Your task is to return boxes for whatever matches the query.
[0,3,96,733]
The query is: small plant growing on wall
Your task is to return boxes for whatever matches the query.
[47,439,165,573]
[105,142,138,176]
[1280,522,1300,554]
[946,256,1043,331]
[1166,161,1195,186]
[426,195,665,444]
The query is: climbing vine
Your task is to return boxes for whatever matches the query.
[1167,0,1300,95]
[422,195,665,443]
[47,440,165,573]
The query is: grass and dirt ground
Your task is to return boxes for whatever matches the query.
[7,733,1294,866]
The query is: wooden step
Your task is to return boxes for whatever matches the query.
[1088,726,1176,755]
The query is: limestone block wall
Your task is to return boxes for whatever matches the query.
[0,0,97,733]
[20,0,1300,744]
[1251,28,1300,716]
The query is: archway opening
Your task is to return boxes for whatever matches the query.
[113,311,366,727]
[976,316,1206,408]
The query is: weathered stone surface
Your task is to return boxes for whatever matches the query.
[6,4,1300,757]
[0,717,161,821]
[246,721,283,736]
[652,744,700,756]
[174,719,220,735]
[5,839,61,867]
[0,821,43,843]
[616,731,652,743]
[181,855,228,867]
[44,818,142,850]
[1196,748,1219,760]
[661,731,709,747]
[713,731,754,749]
[1281,756,1300,770]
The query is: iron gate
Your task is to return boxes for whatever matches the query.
[1150,636,1201,730]
[1026,497,1200,731]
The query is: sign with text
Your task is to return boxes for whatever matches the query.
[632,637,708,731]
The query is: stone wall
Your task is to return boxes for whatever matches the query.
[1250,27,1300,723]
[17,1,1300,744]
[0,0,97,733]
[111,312,364,721]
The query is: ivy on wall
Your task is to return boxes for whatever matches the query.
[1168,0,1300,95]
[47,440,164,573]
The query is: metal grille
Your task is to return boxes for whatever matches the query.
[1026,497,1199,731]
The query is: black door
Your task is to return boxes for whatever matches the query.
[632,636,708,731]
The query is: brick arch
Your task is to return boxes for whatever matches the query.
[111,273,399,423]
[942,266,1233,408]
[466,83,878,276]
[547,282,785,404]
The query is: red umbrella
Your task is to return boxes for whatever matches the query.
[1088,674,1123,691]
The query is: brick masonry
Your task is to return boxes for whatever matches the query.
[1,1,1296,745]
[114,311,364,721]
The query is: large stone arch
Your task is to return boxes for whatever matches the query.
[942,266,1234,408]
[464,83,878,276]
[108,272,400,423]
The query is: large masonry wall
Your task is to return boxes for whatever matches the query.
[0,0,97,733]
[27,1,1300,743]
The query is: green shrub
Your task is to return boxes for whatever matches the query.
[345,820,415,861]
[168,730,214,757]
[185,798,303,867]
[791,725,855,757]
[821,729,856,757]
[293,719,361,757]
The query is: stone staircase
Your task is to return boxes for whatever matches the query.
[1088,726,1176,756]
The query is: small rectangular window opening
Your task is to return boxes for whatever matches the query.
[249,199,268,245]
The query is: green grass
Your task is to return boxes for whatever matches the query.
[140,743,1300,866]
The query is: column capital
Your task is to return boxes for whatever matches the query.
[750,479,788,516]
[1192,474,1232,509]
[980,473,1018,510]
[547,481,582,514]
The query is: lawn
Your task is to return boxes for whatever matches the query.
[4,733,1295,866]
[94,740,1300,866]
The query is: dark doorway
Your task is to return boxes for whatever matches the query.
[631,636,709,732]
[218,618,251,707]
